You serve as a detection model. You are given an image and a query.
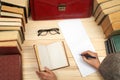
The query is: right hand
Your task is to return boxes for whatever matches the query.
[81,50,100,69]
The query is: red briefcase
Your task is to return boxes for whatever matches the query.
[30,0,93,20]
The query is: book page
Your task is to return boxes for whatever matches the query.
[37,45,52,70]
[47,42,68,69]
[58,19,96,77]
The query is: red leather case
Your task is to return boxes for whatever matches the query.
[30,0,93,20]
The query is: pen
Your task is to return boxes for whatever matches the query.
[81,54,96,59]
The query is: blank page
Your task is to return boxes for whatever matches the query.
[47,42,68,69]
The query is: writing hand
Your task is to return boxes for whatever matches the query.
[81,50,100,69]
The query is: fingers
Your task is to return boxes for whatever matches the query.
[81,50,97,63]
[82,55,88,62]
[36,67,55,79]
[36,67,57,80]
[36,67,52,77]
[81,50,100,69]
[81,50,98,57]
[36,71,48,78]
[36,71,52,80]
[44,67,53,74]
[81,54,92,63]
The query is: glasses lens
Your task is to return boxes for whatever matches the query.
[38,31,48,36]
[49,29,60,35]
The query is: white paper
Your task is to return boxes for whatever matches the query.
[58,19,96,77]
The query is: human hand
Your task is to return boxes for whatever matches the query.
[36,67,57,80]
[81,50,100,69]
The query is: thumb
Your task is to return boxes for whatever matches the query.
[44,67,53,74]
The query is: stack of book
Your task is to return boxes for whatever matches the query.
[1,0,29,17]
[0,31,23,80]
[93,0,120,38]
[105,35,120,54]
[0,1,28,80]
[0,1,28,41]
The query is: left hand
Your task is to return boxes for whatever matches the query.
[36,67,57,80]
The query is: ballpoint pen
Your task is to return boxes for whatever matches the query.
[81,54,96,59]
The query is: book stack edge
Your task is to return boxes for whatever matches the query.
[93,0,120,38]
[0,1,29,80]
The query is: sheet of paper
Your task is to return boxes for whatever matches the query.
[58,19,96,77]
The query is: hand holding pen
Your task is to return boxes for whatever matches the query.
[81,50,100,69]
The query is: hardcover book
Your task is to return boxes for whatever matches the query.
[0,40,22,55]
[0,54,22,80]
[1,5,26,26]
[0,26,25,42]
[0,31,23,44]
[110,35,120,53]
[104,21,120,38]
[1,1,28,22]
[93,0,110,14]
[34,41,69,71]
[0,17,25,32]
[105,35,120,54]
[96,5,120,25]
[0,17,22,22]
[101,11,120,32]
[94,0,120,19]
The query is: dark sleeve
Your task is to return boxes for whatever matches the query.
[98,54,118,80]
[98,64,107,80]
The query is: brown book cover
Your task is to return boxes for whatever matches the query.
[101,11,120,33]
[104,21,120,38]
[0,54,22,80]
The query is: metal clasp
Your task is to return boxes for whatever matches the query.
[58,4,66,11]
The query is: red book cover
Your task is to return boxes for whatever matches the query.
[0,40,22,55]
[0,47,21,55]
[0,54,22,80]
[30,0,93,20]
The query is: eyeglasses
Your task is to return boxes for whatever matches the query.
[38,28,60,36]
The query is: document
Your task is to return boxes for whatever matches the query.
[58,19,96,77]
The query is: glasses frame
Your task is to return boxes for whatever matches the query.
[37,28,60,36]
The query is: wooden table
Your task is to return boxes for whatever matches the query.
[22,17,106,80]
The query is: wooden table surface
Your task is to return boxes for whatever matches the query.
[22,17,106,80]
